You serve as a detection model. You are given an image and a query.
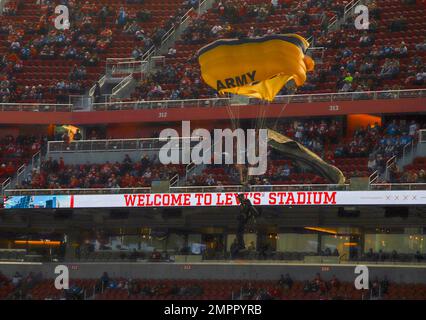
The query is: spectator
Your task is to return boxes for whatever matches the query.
[12,272,22,287]
[74,129,82,141]
[278,273,293,290]
[100,272,110,289]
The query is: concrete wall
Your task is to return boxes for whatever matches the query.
[1,262,426,283]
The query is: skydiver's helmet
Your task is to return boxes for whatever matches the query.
[237,193,246,203]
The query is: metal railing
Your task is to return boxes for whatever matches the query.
[47,138,164,153]
[369,170,379,185]
[73,89,426,111]
[105,58,147,80]
[138,1,206,69]
[15,164,26,187]
[112,74,134,97]
[384,155,397,181]
[1,177,11,195]
[8,181,426,195]
[171,184,350,193]
[47,137,199,153]
[4,187,151,196]
[69,94,92,110]
[343,0,363,20]
[369,183,426,191]
[1,89,425,113]
[185,161,197,181]
[402,140,415,161]
[89,75,106,98]
[92,97,230,111]
[169,174,180,187]
[307,47,325,62]
[0,103,72,112]
[328,0,362,29]
[247,88,426,105]
[369,130,425,188]
[3,184,350,196]
[420,129,426,143]
[93,88,426,111]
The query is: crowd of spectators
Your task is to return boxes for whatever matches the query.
[2,0,424,103]
[0,0,114,102]
[19,154,184,189]
[0,0,198,103]
[184,118,423,187]
[7,271,44,300]
[366,120,421,174]
[95,271,205,298]
[0,116,422,191]
[129,0,425,102]
[312,0,425,94]
[0,135,45,181]
[2,269,425,300]
[130,0,348,101]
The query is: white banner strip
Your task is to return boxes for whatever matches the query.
[5,191,426,209]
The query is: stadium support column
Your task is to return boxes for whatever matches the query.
[63,230,80,262]
[317,233,322,255]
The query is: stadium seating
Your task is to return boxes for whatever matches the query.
[394,156,426,183]
[0,0,193,103]
[0,117,416,190]
[0,135,43,184]
[3,272,426,300]
[130,0,426,101]
[91,278,423,300]
[26,278,97,300]
[1,0,425,103]
[0,273,15,299]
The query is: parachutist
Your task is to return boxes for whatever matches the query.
[237,193,261,224]
[234,194,261,253]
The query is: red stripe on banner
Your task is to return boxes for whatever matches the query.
[70,195,74,208]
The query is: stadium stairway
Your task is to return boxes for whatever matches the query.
[104,0,217,102]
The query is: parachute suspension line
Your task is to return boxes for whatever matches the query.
[272,101,289,132]
[225,100,244,184]
[247,101,268,184]
[272,91,296,132]
[226,103,238,131]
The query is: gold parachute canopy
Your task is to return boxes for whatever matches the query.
[198,34,315,102]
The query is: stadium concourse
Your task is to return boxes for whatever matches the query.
[1,0,426,302]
